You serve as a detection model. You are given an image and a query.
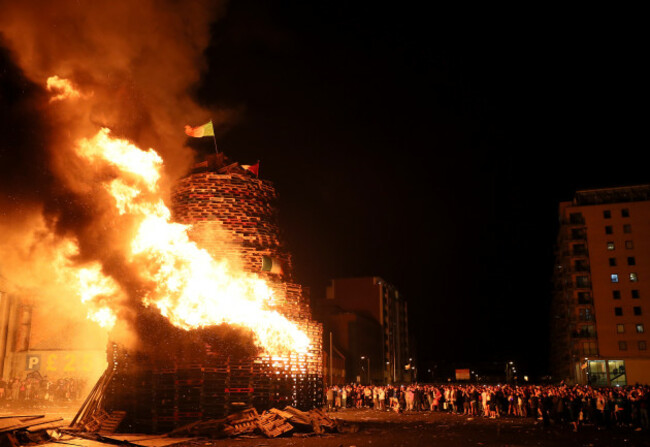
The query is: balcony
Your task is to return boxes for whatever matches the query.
[572,330,597,339]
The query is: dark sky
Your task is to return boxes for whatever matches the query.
[1,3,646,377]
[194,3,647,375]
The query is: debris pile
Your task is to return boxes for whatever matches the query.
[0,415,66,447]
[167,406,357,439]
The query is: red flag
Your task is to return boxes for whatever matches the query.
[241,162,259,176]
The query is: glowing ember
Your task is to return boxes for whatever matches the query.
[72,128,310,355]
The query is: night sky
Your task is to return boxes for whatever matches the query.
[194,3,647,375]
[1,3,647,377]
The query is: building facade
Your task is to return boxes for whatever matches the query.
[0,275,107,385]
[551,185,650,385]
[321,277,410,384]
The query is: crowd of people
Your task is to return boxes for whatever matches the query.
[325,383,650,431]
[0,375,87,407]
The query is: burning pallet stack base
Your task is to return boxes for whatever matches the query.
[73,345,322,434]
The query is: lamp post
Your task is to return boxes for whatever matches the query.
[361,356,370,384]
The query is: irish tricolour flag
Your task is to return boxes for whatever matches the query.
[184,121,214,138]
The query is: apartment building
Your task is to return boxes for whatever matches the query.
[551,185,650,385]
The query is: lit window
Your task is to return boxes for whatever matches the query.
[609,258,617,266]
[613,290,621,300]
[633,306,642,316]
[615,307,623,316]
[632,290,640,299]
[611,274,619,283]
[630,273,638,282]
[623,224,632,234]
[636,324,645,333]
[639,341,647,351]
[617,324,625,333]
[628,257,636,266]
[622,208,630,217]
[607,242,615,250]
[625,240,634,249]
[619,341,628,351]
[605,226,613,234]
[604,210,611,219]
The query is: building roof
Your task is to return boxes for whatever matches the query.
[573,184,650,206]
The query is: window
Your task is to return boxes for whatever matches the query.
[607,360,627,386]
[630,272,638,282]
[622,208,630,217]
[639,341,647,351]
[574,260,589,272]
[617,324,625,333]
[636,324,645,333]
[623,224,632,233]
[573,244,587,255]
[632,290,640,299]
[615,307,623,316]
[625,240,634,249]
[604,210,611,219]
[607,242,615,250]
[609,258,617,266]
[570,213,584,224]
[579,308,594,321]
[613,290,621,300]
[611,274,619,283]
[605,226,613,234]
[576,276,590,288]
[628,257,636,266]
[583,341,598,355]
[633,306,642,316]
[619,341,628,351]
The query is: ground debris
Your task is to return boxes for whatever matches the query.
[0,415,66,447]
[165,406,358,439]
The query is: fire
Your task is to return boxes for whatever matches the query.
[46,76,82,102]
[72,128,310,355]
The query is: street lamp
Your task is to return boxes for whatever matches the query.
[361,356,370,384]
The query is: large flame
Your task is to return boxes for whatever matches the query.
[69,128,310,355]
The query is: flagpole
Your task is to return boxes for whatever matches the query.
[210,120,219,154]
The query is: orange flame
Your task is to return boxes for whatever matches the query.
[46,76,82,102]
[73,129,310,355]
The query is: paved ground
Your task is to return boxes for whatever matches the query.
[3,406,649,447]
[171,409,650,447]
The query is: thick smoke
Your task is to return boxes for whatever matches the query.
[0,1,237,360]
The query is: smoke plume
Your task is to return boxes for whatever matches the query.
[0,1,234,357]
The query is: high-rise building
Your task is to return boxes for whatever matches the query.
[320,277,410,384]
[551,185,650,385]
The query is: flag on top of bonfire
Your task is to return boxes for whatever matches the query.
[184,120,214,138]
[241,161,260,177]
